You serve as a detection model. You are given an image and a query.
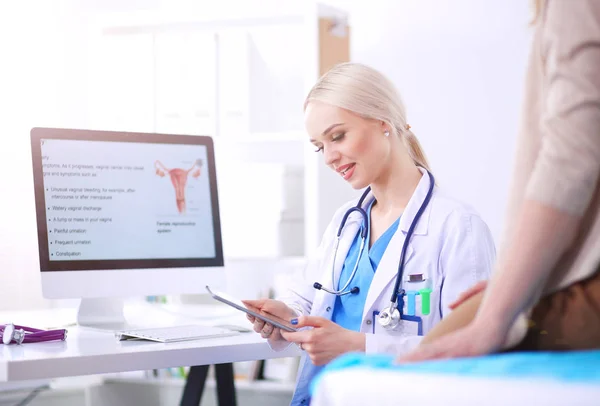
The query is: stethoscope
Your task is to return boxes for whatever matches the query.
[1,323,68,345]
[314,170,435,330]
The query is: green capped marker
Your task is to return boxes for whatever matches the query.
[419,288,432,315]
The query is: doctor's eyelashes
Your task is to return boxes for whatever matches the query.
[311,132,347,153]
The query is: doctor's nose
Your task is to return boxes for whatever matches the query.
[323,146,341,167]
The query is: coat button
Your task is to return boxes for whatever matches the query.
[366,320,372,325]
[326,306,331,312]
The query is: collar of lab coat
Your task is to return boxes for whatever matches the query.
[354,167,434,236]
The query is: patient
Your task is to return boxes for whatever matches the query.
[401,0,600,361]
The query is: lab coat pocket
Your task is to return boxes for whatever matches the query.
[404,271,433,320]
[372,311,422,337]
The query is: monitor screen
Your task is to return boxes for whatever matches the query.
[31,127,223,272]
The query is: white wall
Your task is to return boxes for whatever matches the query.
[0,0,532,310]
[0,1,92,310]
[340,0,532,243]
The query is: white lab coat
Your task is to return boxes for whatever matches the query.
[276,169,496,405]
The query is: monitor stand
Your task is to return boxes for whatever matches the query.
[76,298,144,331]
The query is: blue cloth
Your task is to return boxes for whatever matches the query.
[310,350,600,396]
[331,202,400,332]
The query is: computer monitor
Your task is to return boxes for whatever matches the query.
[30,127,225,329]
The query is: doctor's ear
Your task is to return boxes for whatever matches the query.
[379,121,391,137]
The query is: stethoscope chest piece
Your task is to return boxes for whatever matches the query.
[2,324,25,345]
[378,305,400,330]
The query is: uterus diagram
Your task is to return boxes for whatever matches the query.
[154,159,203,214]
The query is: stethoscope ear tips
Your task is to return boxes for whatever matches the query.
[350,287,360,294]
[313,282,323,290]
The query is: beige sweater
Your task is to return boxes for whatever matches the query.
[503,0,600,294]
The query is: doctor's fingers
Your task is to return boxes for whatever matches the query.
[252,319,266,334]
[292,315,329,329]
[260,323,275,338]
[280,329,314,344]
[268,327,284,342]
[242,298,268,308]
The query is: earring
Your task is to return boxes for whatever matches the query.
[384,130,390,137]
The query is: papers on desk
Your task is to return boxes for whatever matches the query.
[115,324,238,343]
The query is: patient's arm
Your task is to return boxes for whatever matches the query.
[417,200,579,352]
[421,280,487,345]
[421,291,484,346]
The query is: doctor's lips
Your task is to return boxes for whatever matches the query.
[155,159,202,213]
[336,163,356,181]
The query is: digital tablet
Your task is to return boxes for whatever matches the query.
[205,286,298,332]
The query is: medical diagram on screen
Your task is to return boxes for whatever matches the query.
[154,159,203,214]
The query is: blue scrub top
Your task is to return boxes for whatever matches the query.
[331,201,400,331]
[290,201,400,406]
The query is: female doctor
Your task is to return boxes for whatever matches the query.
[244,62,496,406]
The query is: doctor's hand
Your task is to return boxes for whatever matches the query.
[280,316,365,366]
[242,299,297,345]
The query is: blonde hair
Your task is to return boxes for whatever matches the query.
[304,62,431,172]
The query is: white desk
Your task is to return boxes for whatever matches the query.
[0,303,301,383]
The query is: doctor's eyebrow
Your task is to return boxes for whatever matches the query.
[309,123,345,143]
